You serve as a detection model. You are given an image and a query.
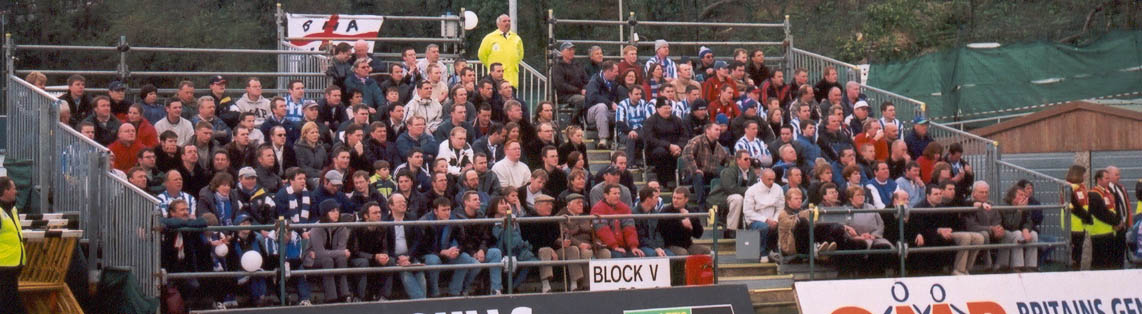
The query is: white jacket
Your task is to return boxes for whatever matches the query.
[742,181,785,225]
[405,95,444,133]
[437,141,475,176]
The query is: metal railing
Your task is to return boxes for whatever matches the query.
[928,122,1001,203]
[6,75,162,297]
[859,84,926,128]
[161,212,719,306]
[804,204,1070,279]
[277,41,333,101]
[467,60,548,119]
[996,159,1071,264]
[787,48,861,85]
[5,75,54,211]
[96,168,161,297]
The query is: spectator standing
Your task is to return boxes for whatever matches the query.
[478,14,524,87]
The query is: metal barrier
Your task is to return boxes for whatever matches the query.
[996,159,1071,264]
[161,212,719,305]
[96,168,162,297]
[467,60,548,120]
[5,75,54,211]
[928,122,1001,203]
[859,84,926,128]
[805,204,1070,279]
[277,41,333,101]
[787,48,861,86]
[52,120,108,240]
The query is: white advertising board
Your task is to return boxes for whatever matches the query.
[795,269,1142,314]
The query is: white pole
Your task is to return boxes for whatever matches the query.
[509,0,518,33]
[618,0,624,43]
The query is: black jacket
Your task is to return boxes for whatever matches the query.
[643,113,690,152]
[450,209,495,256]
[659,204,703,249]
[552,58,589,99]
[473,136,505,162]
[383,213,430,258]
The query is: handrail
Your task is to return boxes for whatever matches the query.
[858,83,926,109]
[929,122,998,144]
[790,48,860,71]
[55,121,111,154]
[551,18,784,28]
[995,160,1069,185]
[102,169,162,204]
[9,74,62,100]
[520,62,548,84]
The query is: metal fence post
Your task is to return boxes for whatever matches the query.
[626,12,636,47]
[117,36,129,81]
[897,204,907,277]
[783,15,792,73]
[808,205,816,280]
[710,205,720,284]
[38,97,55,214]
[3,33,11,115]
[277,217,287,306]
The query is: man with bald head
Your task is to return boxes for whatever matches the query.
[348,39,385,76]
[109,123,144,172]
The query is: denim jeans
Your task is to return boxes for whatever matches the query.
[423,252,479,296]
[748,221,771,252]
[639,246,675,257]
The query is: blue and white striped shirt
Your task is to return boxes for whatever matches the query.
[158,191,197,218]
[644,56,677,80]
[616,98,652,132]
[734,136,769,161]
[673,100,691,119]
[879,117,902,138]
[284,95,306,124]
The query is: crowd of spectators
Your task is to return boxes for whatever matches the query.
[22,15,1139,310]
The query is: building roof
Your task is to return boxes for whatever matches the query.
[972,101,1142,137]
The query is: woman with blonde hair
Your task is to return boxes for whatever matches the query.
[294,121,329,181]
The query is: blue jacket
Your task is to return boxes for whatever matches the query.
[344,74,386,108]
[904,130,933,160]
[585,72,618,107]
[310,187,350,218]
[395,132,439,162]
[635,207,666,249]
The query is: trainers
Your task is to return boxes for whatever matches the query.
[213,302,227,310]
[759,256,770,263]
[222,300,239,308]
[492,289,503,295]
[299,300,313,306]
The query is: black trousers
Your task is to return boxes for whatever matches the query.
[1071,232,1085,269]
[0,266,25,314]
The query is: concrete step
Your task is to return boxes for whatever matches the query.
[777,263,839,281]
[749,288,795,304]
[753,301,799,314]
[694,238,736,252]
[717,263,778,277]
[717,274,794,290]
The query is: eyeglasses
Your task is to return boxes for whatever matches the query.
[274,133,286,137]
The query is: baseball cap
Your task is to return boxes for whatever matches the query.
[108,81,127,92]
[559,41,574,51]
[209,75,227,85]
[303,99,319,110]
[913,115,930,125]
[325,170,344,186]
[853,100,870,110]
[713,61,728,70]
[238,167,257,178]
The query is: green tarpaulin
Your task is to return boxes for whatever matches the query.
[868,30,1142,121]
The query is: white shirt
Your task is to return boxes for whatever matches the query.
[742,182,785,225]
[154,117,194,146]
[491,158,531,189]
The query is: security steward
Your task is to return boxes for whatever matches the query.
[0,176,26,313]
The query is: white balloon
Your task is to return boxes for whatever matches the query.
[214,244,229,257]
[241,251,264,272]
[462,11,479,30]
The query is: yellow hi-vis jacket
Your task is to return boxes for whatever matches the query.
[1066,183,1091,233]
[0,205,26,267]
[478,30,524,87]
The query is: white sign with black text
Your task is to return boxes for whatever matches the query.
[590,257,671,291]
[285,13,384,51]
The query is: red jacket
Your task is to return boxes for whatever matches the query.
[707,99,740,123]
[132,119,159,148]
[853,133,889,162]
[592,199,639,250]
[109,140,146,172]
[702,76,737,104]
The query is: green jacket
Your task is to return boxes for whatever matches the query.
[707,164,757,211]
